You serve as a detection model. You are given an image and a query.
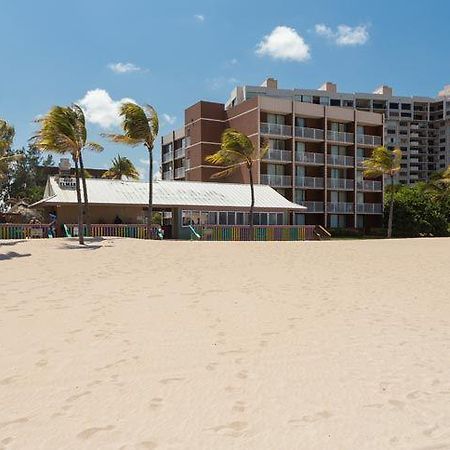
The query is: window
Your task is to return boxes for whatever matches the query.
[227,212,236,225]
[295,117,305,127]
[267,113,285,125]
[389,102,399,109]
[401,103,411,110]
[236,212,244,225]
[295,142,305,153]
[295,214,305,225]
[330,99,341,107]
[219,212,227,225]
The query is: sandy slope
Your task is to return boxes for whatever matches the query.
[0,237,450,450]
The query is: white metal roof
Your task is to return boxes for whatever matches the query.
[36,177,305,211]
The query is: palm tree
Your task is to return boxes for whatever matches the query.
[427,166,450,199]
[0,119,23,182]
[103,103,158,239]
[32,105,103,245]
[205,128,268,240]
[102,155,140,180]
[363,146,402,238]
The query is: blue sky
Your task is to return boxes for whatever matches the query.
[1,0,449,178]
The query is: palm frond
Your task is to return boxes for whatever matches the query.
[85,142,104,152]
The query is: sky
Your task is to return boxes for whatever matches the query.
[1,0,449,179]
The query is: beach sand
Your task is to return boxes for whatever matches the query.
[1,237,449,450]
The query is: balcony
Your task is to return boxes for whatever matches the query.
[328,154,354,167]
[295,176,324,189]
[263,149,292,162]
[162,170,173,180]
[327,202,354,213]
[295,152,324,165]
[162,152,173,163]
[303,201,324,213]
[174,167,185,179]
[356,203,383,214]
[260,123,292,137]
[356,134,382,146]
[327,178,354,190]
[357,180,382,191]
[174,147,186,159]
[327,130,354,143]
[294,126,324,141]
[260,174,292,187]
[356,157,368,168]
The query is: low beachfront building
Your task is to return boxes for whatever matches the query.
[33,176,309,240]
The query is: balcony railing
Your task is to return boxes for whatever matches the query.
[175,167,185,179]
[260,123,292,137]
[303,201,324,213]
[356,134,382,146]
[174,147,186,159]
[327,178,354,190]
[162,152,173,163]
[328,154,354,167]
[327,202,354,213]
[295,176,324,189]
[327,130,354,143]
[295,152,324,164]
[260,174,292,187]
[356,203,383,214]
[294,126,325,140]
[163,170,173,180]
[357,180,382,191]
[263,149,292,162]
[356,156,368,167]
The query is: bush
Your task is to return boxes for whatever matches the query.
[330,227,364,238]
[386,184,449,238]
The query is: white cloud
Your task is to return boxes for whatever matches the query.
[256,26,310,62]
[108,62,142,74]
[162,113,176,126]
[78,89,135,129]
[315,24,369,46]
[194,14,205,22]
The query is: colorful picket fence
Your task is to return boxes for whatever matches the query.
[196,225,317,241]
[0,224,51,240]
[64,224,160,239]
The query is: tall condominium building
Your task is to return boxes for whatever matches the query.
[161,81,384,230]
[226,78,450,184]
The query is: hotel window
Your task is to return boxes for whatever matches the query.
[267,113,285,125]
[269,139,285,150]
[267,164,285,176]
[295,117,305,127]
[330,122,346,132]
[295,142,305,153]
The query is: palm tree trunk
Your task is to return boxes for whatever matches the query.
[248,165,255,241]
[387,175,395,238]
[73,156,85,245]
[78,152,91,236]
[147,146,153,240]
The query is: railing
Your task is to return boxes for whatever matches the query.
[195,225,317,241]
[162,152,173,163]
[328,154,354,167]
[327,202,354,213]
[327,130,354,143]
[357,180,382,191]
[356,134,382,146]
[327,178,354,190]
[260,174,292,186]
[295,176,324,189]
[303,201,324,213]
[260,123,292,136]
[356,203,383,214]
[295,152,324,164]
[174,147,186,159]
[294,127,324,140]
[356,157,368,167]
[263,149,292,162]
[175,167,185,179]
[64,224,161,239]
[163,171,173,180]
[0,224,50,239]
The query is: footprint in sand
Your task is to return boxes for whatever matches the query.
[289,411,332,424]
[236,370,248,379]
[65,391,91,403]
[149,398,163,410]
[0,417,29,429]
[232,401,246,413]
[159,377,184,385]
[139,442,157,449]
[206,362,218,371]
[0,376,18,385]
[207,421,248,437]
[77,425,114,440]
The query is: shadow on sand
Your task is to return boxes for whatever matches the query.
[0,240,27,247]
[0,251,31,261]
[58,237,110,251]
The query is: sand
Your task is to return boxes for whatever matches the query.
[0,237,449,450]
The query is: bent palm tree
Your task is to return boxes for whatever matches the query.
[103,103,158,238]
[205,128,268,240]
[32,105,103,245]
[427,166,450,200]
[0,119,23,182]
[363,146,401,238]
[102,155,140,180]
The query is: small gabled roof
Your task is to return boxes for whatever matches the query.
[34,177,306,211]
